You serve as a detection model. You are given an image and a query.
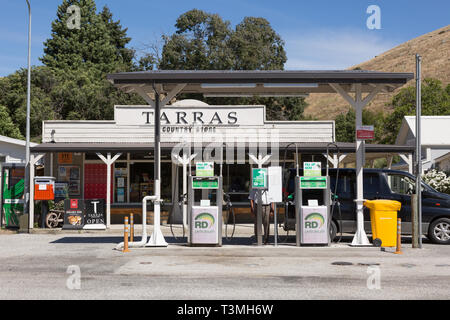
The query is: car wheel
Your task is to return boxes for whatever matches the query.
[428,218,450,244]
[330,220,337,242]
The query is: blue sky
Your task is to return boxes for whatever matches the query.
[0,0,449,76]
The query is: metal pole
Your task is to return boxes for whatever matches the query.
[415,54,423,249]
[274,203,277,247]
[257,158,263,246]
[23,0,32,232]
[154,88,161,183]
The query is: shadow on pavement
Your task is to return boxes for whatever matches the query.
[49,234,429,246]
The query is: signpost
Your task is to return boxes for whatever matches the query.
[356,125,375,140]
[196,162,214,177]
[252,168,268,189]
[63,199,106,230]
[63,199,84,230]
[303,162,321,177]
[83,199,106,230]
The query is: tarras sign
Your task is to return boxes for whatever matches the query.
[83,199,106,230]
[114,105,265,127]
[356,125,375,140]
[62,199,106,230]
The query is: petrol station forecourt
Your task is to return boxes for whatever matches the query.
[28,70,414,246]
[4,69,450,300]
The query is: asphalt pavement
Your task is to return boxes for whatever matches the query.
[0,224,449,300]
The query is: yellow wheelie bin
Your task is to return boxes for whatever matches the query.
[364,200,401,247]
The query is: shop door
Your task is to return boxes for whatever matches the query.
[84,164,113,200]
[1,166,25,228]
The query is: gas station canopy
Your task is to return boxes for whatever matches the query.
[107,70,413,97]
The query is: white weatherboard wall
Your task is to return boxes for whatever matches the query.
[43,104,335,144]
[0,135,38,163]
[396,116,450,171]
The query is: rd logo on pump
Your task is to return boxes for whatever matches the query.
[304,212,325,229]
[194,212,215,231]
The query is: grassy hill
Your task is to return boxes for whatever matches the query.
[303,25,450,120]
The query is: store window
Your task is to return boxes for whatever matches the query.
[129,162,171,202]
[129,163,154,203]
[224,163,250,203]
[114,162,128,203]
[386,174,417,195]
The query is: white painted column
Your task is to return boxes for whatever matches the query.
[329,83,384,246]
[97,152,122,228]
[106,153,111,227]
[352,84,371,246]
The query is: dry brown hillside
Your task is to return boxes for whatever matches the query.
[303,25,450,120]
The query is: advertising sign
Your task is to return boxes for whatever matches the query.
[300,176,327,189]
[191,206,219,244]
[303,162,321,177]
[301,206,328,244]
[83,199,106,230]
[356,125,375,140]
[58,153,73,164]
[63,199,84,230]
[196,162,214,177]
[267,166,282,203]
[252,168,268,189]
[192,177,219,189]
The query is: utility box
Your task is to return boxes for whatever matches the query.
[34,177,55,201]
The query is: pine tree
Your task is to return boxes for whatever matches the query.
[41,0,133,74]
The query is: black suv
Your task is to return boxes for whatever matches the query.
[284,168,450,244]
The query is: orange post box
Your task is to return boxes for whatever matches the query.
[34,177,56,200]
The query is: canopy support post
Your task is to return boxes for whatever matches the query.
[330,83,384,246]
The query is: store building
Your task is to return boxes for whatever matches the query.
[394,116,450,173]
[32,99,335,224]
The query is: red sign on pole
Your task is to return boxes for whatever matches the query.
[356,125,374,140]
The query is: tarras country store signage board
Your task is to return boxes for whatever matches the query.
[63,199,106,230]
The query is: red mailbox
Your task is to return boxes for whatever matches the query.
[34,177,56,200]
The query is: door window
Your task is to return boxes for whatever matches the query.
[363,174,381,195]
[386,174,415,195]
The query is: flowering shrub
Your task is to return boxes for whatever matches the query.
[422,169,450,194]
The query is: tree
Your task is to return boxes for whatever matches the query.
[160,9,233,70]
[0,105,24,140]
[381,78,450,144]
[335,108,385,143]
[41,0,133,74]
[157,9,305,120]
[38,0,143,122]
[230,17,286,70]
[0,0,144,140]
[0,67,57,138]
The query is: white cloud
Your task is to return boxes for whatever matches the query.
[283,28,398,70]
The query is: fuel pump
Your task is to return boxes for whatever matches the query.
[295,166,331,246]
[188,161,223,247]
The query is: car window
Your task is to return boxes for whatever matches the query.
[363,173,381,194]
[386,174,416,195]
[330,174,354,197]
